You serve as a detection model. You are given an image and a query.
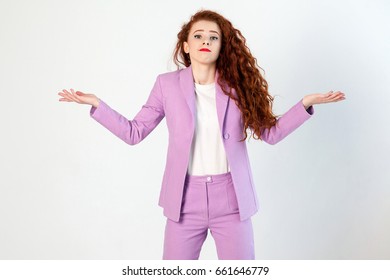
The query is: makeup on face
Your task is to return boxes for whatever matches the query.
[184,20,222,66]
[192,29,220,52]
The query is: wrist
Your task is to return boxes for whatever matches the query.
[302,97,312,110]
[92,97,100,108]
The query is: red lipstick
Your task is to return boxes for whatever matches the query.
[199,48,211,52]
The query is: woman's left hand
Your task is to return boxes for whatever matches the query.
[302,91,346,110]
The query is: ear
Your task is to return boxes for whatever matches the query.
[183,42,189,54]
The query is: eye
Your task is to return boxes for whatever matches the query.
[210,36,219,41]
[194,34,201,39]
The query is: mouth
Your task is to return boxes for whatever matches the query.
[199,48,211,52]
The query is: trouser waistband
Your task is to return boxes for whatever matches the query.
[185,172,232,184]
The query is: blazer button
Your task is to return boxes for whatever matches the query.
[223,133,230,140]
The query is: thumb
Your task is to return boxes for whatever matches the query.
[75,91,84,96]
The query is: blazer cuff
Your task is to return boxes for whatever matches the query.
[300,99,314,116]
[90,99,105,120]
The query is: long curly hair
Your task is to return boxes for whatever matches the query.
[173,10,277,141]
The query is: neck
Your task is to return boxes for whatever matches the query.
[191,63,216,85]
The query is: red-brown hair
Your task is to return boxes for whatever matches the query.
[173,10,277,141]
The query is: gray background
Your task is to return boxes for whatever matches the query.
[1,0,389,259]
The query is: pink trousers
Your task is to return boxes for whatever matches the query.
[163,172,255,260]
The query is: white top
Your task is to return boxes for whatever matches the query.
[187,83,230,176]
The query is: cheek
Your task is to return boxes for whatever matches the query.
[214,41,222,50]
[215,45,222,56]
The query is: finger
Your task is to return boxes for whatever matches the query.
[63,93,79,102]
[73,95,82,103]
[59,98,73,102]
[322,93,331,98]
[326,94,345,103]
[331,93,345,100]
[330,91,344,96]
[324,96,341,103]
[326,90,344,97]
[58,92,71,97]
[70,88,75,94]
[327,97,342,103]
[326,92,344,99]
[334,95,346,101]
[325,91,334,96]
[58,92,70,99]
[63,90,77,100]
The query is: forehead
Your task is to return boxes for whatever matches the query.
[190,20,221,33]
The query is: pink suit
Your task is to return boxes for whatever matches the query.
[90,66,313,259]
[90,66,313,222]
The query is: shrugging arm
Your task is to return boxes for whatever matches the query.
[90,76,165,145]
[260,100,314,145]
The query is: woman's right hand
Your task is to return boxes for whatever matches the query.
[58,89,100,107]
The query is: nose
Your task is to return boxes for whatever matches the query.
[203,40,210,46]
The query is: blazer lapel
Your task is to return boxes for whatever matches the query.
[180,66,196,126]
[180,66,230,133]
[215,71,229,133]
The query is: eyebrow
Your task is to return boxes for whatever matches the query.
[192,29,220,35]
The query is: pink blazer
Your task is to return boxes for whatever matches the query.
[90,66,313,222]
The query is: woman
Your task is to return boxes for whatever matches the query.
[58,10,345,260]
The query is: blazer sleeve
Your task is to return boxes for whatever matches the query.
[260,100,314,145]
[89,76,165,145]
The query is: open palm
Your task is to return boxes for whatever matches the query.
[303,91,345,109]
[58,89,100,107]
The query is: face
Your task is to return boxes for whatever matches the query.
[183,20,222,66]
